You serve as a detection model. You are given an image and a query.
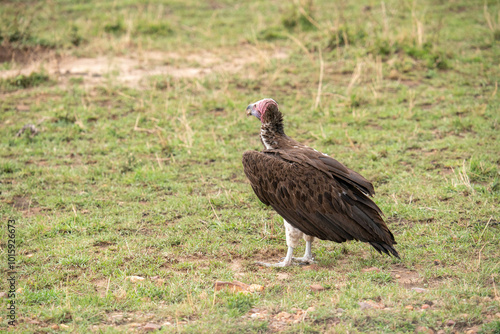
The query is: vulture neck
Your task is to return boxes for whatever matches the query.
[260,119,288,150]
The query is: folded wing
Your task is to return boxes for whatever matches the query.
[242,149,399,258]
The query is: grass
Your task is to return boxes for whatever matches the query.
[0,0,499,333]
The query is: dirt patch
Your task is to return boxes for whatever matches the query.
[390,264,443,289]
[0,44,53,64]
[390,266,422,288]
[0,48,288,88]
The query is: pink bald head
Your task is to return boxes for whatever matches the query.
[246,98,278,122]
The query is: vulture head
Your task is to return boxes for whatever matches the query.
[246,98,281,124]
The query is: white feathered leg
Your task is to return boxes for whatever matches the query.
[257,220,302,267]
[293,234,315,264]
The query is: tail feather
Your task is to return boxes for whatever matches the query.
[369,242,400,259]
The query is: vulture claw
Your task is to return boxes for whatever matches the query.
[256,261,292,267]
[292,256,316,264]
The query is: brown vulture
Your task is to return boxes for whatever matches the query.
[242,98,399,267]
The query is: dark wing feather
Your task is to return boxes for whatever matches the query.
[242,149,399,258]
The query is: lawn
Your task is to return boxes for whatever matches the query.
[0,0,499,333]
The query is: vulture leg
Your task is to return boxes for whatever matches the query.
[256,246,294,267]
[293,235,315,264]
[256,220,302,267]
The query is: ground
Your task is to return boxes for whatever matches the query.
[0,0,499,333]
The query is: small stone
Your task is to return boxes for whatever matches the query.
[405,305,414,310]
[277,273,289,280]
[128,323,141,328]
[162,322,172,326]
[248,284,264,292]
[421,304,430,310]
[359,302,373,310]
[51,324,59,330]
[446,320,456,327]
[16,105,30,111]
[127,276,145,283]
[411,287,427,293]
[111,314,124,322]
[143,323,162,331]
[60,324,69,329]
[395,274,401,279]
[388,69,399,80]
[415,326,434,334]
[310,284,325,292]
[16,288,23,294]
[362,267,381,273]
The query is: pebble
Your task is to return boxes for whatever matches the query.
[415,326,434,334]
[388,69,399,80]
[60,324,69,329]
[405,305,414,310]
[446,320,456,327]
[128,323,141,328]
[359,302,373,310]
[143,323,162,331]
[310,284,325,292]
[395,274,401,279]
[127,276,145,283]
[411,287,427,293]
[421,304,430,310]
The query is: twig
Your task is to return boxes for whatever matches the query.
[105,276,111,297]
[15,124,39,137]
[155,153,164,170]
[346,62,363,95]
[285,33,315,64]
[314,48,324,110]
[477,216,493,244]
[493,274,499,301]
[483,3,495,32]
[344,130,358,151]
[297,6,322,31]
[209,198,221,225]
[476,243,487,270]
[133,115,156,134]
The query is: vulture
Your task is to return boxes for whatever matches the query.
[242,98,399,267]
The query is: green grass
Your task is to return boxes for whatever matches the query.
[1,0,499,333]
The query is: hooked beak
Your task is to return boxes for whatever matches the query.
[246,104,261,121]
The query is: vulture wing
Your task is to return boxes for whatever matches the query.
[242,149,399,258]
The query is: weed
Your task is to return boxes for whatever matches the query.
[1,72,50,90]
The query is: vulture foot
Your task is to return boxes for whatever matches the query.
[256,260,292,267]
[292,256,315,264]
